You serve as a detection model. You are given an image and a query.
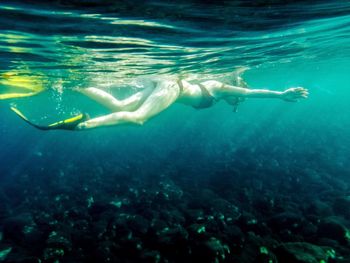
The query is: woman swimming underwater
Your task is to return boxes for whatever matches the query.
[9,71,308,131]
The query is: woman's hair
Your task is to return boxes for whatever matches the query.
[230,76,249,112]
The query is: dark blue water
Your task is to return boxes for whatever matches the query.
[1,1,350,262]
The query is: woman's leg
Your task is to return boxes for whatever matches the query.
[76,80,180,130]
[77,86,153,112]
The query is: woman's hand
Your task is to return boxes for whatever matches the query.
[281,87,309,102]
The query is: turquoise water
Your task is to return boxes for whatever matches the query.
[1,1,350,262]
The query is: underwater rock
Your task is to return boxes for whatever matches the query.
[0,247,12,261]
[268,212,304,232]
[253,197,275,216]
[207,198,241,224]
[43,230,72,261]
[187,224,208,240]
[88,202,117,219]
[0,191,10,220]
[128,215,149,235]
[1,247,40,263]
[183,208,205,222]
[237,211,257,228]
[43,247,65,262]
[149,218,169,235]
[306,200,333,217]
[187,236,230,263]
[278,229,304,243]
[93,217,112,240]
[222,224,244,246]
[187,189,218,211]
[153,191,169,206]
[2,213,39,245]
[71,225,95,251]
[332,196,350,219]
[108,214,131,240]
[316,217,349,245]
[163,208,186,225]
[299,221,318,239]
[140,250,161,263]
[46,231,72,251]
[204,237,230,262]
[237,212,269,235]
[205,216,225,234]
[158,209,181,226]
[234,232,277,263]
[94,240,117,263]
[2,215,28,242]
[67,207,89,220]
[156,225,189,245]
[154,225,189,260]
[255,246,279,263]
[274,242,335,263]
[158,180,183,201]
[316,238,339,248]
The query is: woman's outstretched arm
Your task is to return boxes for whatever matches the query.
[220,83,308,102]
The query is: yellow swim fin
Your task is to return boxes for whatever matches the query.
[11,107,87,131]
[47,113,88,130]
[10,107,47,130]
[0,92,41,100]
[1,72,45,100]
